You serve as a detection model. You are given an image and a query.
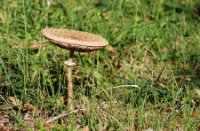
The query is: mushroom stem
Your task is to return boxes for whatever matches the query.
[65,50,75,109]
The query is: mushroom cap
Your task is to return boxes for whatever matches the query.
[42,28,108,52]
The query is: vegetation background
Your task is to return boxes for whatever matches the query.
[0,0,200,130]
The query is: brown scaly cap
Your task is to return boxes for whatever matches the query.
[42,28,108,52]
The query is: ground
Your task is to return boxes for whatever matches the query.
[0,0,200,130]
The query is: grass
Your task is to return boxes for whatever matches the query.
[0,0,200,130]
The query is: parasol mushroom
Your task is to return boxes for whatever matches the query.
[42,28,108,109]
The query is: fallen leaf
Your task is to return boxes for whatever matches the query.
[116,62,123,69]
[145,128,154,131]
[165,108,172,113]
[0,113,14,130]
[74,70,82,79]
[29,44,42,51]
[191,110,200,117]
[162,47,169,53]
[8,96,21,106]
[23,103,34,111]
[82,125,89,131]
[191,99,196,105]
[102,12,110,20]
[175,124,183,131]
[158,82,166,88]
[181,0,190,4]
[193,89,200,97]
[0,115,9,125]
[0,125,11,131]
[182,76,191,81]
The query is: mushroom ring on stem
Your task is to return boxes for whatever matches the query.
[42,28,108,109]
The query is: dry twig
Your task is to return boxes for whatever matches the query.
[46,108,85,124]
